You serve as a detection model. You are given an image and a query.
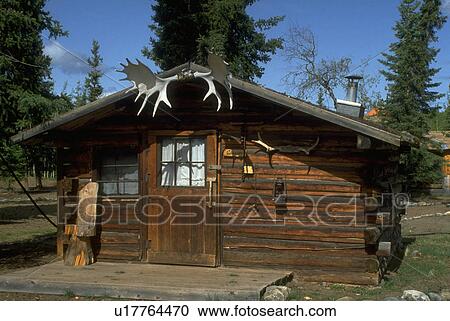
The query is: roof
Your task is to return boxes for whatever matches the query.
[11,62,410,147]
[427,131,449,153]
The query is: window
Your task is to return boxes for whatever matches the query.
[98,149,139,195]
[160,137,206,187]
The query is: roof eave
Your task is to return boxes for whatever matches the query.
[11,62,404,148]
[11,87,136,144]
[230,78,402,147]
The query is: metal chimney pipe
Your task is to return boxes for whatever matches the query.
[345,75,363,103]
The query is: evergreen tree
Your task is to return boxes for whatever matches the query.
[0,0,67,184]
[380,0,446,138]
[72,80,87,107]
[444,85,450,131]
[379,0,446,188]
[143,0,208,71]
[316,88,325,106]
[196,0,284,80]
[143,0,284,81]
[84,39,104,102]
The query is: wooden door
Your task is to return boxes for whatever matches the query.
[145,131,220,266]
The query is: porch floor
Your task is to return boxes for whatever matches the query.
[0,261,291,300]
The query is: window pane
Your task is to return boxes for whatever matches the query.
[99,149,139,196]
[161,163,175,186]
[119,182,139,195]
[102,182,117,195]
[161,139,174,162]
[102,155,116,166]
[176,164,190,186]
[176,140,190,162]
[191,138,205,162]
[101,167,116,182]
[117,166,138,181]
[116,153,137,166]
[191,163,205,186]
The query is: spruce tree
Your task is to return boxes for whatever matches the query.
[84,39,104,102]
[444,85,450,130]
[379,0,446,188]
[380,0,446,138]
[143,0,208,71]
[72,81,87,107]
[0,0,67,184]
[143,0,284,81]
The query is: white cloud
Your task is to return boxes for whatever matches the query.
[44,41,90,75]
[44,41,114,75]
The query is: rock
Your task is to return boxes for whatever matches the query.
[440,289,450,301]
[262,286,291,301]
[266,285,290,297]
[262,290,285,301]
[336,296,354,301]
[410,250,422,258]
[401,290,430,301]
[383,297,401,301]
[427,292,442,301]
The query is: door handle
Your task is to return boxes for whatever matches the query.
[207,177,216,208]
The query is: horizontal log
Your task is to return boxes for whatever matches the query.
[224,236,371,254]
[223,248,379,272]
[222,218,369,228]
[224,225,368,244]
[100,223,141,231]
[221,178,361,192]
[99,231,140,244]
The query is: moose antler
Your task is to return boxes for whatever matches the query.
[194,53,233,111]
[117,59,178,117]
[118,53,233,116]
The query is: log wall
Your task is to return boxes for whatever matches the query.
[56,145,142,263]
[218,126,398,285]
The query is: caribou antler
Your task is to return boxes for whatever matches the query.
[251,132,277,154]
[118,53,233,116]
[277,137,320,155]
[252,132,320,156]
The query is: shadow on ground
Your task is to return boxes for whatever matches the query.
[0,234,57,274]
[386,236,416,273]
[0,204,56,221]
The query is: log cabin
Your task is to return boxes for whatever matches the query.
[11,59,416,286]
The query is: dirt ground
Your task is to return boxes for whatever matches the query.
[0,188,449,300]
[403,204,450,236]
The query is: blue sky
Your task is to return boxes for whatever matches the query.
[44,0,450,106]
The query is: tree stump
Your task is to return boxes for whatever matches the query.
[64,182,98,266]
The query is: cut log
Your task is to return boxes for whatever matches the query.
[64,182,99,266]
[76,182,99,237]
[64,236,95,266]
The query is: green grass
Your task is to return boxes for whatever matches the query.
[288,234,450,301]
[0,219,56,243]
